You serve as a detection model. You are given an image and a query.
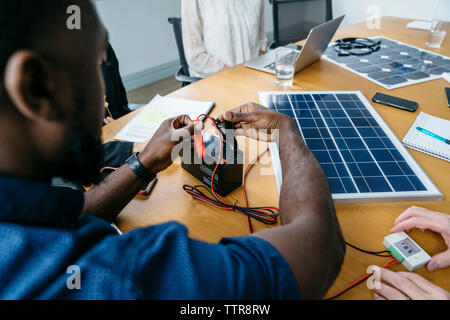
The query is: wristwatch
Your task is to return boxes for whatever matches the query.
[126,152,156,184]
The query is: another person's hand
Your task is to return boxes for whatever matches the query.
[219,102,295,141]
[390,206,450,272]
[103,116,114,125]
[139,115,201,174]
[373,268,450,300]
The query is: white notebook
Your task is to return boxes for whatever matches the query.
[402,112,450,162]
[114,95,214,143]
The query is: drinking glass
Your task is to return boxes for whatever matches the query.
[426,20,448,48]
[275,49,298,88]
[426,0,449,48]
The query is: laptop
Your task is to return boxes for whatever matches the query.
[245,15,345,74]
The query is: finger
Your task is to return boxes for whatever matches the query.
[377,268,426,300]
[219,106,247,122]
[240,102,266,112]
[234,128,261,140]
[427,251,450,272]
[373,292,386,300]
[176,122,196,137]
[375,282,410,300]
[225,102,264,115]
[401,272,445,295]
[218,115,224,123]
[217,115,241,129]
[173,114,194,129]
[394,206,433,225]
[223,111,258,124]
[390,216,448,234]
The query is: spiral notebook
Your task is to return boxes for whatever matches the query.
[402,112,450,162]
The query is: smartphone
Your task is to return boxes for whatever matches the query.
[372,92,418,112]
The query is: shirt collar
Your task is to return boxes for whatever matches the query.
[0,175,84,229]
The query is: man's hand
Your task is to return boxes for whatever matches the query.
[390,206,450,272]
[219,102,296,141]
[373,268,450,300]
[139,115,201,174]
[83,115,201,222]
[220,103,344,299]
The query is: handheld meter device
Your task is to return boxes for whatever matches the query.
[383,232,431,271]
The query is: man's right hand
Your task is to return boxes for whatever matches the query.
[219,102,296,141]
[139,115,200,174]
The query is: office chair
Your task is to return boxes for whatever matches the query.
[168,17,202,87]
[270,0,333,48]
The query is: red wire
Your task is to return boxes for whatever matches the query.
[325,258,399,300]
[189,115,278,233]
[100,166,118,174]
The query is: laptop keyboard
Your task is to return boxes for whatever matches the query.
[264,52,298,71]
[265,63,275,70]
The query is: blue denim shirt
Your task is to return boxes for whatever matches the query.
[0,175,299,299]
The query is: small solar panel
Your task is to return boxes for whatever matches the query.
[259,91,442,203]
[323,36,450,90]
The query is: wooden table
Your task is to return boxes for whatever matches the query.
[103,17,450,299]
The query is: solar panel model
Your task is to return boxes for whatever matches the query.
[260,91,442,203]
[323,36,450,89]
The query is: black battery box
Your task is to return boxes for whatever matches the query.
[181,120,243,197]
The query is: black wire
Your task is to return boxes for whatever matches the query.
[345,241,392,257]
[183,184,279,225]
[333,38,381,56]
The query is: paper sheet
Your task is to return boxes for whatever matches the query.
[114,95,214,143]
[406,20,432,30]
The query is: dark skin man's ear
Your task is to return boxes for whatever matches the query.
[4,50,60,122]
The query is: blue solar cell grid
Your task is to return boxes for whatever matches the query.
[323,36,450,89]
[265,92,427,195]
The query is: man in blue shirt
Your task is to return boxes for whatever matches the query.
[0,0,345,299]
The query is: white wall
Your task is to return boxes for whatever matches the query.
[94,0,447,90]
[333,0,448,27]
[95,0,180,78]
[95,0,274,90]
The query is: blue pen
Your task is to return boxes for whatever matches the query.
[416,127,450,145]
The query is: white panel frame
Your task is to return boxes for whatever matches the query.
[260,90,443,203]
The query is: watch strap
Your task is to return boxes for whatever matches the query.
[126,152,156,184]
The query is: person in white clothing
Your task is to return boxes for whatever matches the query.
[181,0,268,78]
